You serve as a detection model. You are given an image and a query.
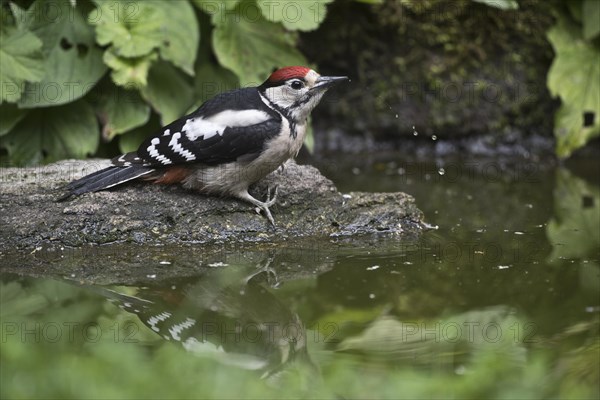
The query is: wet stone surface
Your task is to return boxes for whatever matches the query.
[0,160,425,258]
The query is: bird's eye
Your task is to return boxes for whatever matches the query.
[290,80,304,90]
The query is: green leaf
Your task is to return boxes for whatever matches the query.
[140,61,194,125]
[90,1,199,75]
[0,100,99,165]
[92,83,151,140]
[471,0,519,10]
[150,1,199,75]
[212,0,306,85]
[547,15,600,158]
[257,0,333,32]
[16,0,107,108]
[118,112,162,153]
[0,103,29,136]
[583,0,600,40]
[103,49,158,88]
[90,0,164,58]
[192,0,241,23]
[0,28,44,103]
[191,61,239,111]
[547,168,600,262]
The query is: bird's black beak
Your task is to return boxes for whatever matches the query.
[313,76,350,91]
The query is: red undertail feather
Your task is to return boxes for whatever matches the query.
[148,166,192,185]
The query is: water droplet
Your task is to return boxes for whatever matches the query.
[369,293,376,299]
[431,135,437,141]
[366,265,380,271]
[497,265,510,270]
[146,274,157,279]
[352,167,360,175]
[395,114,399,118]
[438,168,445,175]
[159,261,171,265]
[514,231,525,235]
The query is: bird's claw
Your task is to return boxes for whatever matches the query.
[265,186,278,207]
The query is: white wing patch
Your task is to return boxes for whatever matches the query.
[183,110,271,141]
[207,109,271,126]
[168,132,196,161]
[183,118,224,141]
[147,137,173,165]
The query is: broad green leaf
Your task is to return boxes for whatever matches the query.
[190,61,239,111]
[92,83,151,140]
[103,49,158,88]
[90,1,163,58]
[0,28,44,103]
[471,0,519,10]
[547,16,600,158]
[192,0,241,24]
[118,113,162,153]
[257,0,333,31]
[150,1,199,75]
[140,61,194,125]
[0,103,29,136]
[16,0,107,108]
[0,100,99,165]
[583,0,600,40]
[90,1,199,75]
[212,0,306,85]
[547,168,600,262]
[553,104,599,158]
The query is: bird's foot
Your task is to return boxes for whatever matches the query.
[239,188,278,226]
[264,185,278,207]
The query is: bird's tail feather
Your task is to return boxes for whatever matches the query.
[58,165,154,201]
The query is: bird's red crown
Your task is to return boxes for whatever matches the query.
[267,66,311,83]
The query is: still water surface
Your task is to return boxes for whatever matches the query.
[1,154,599,399]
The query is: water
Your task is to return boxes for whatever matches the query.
[1,154,599,399]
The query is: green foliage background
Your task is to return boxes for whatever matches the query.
[0,0,598,165]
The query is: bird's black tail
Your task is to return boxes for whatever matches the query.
[57,165,155,201]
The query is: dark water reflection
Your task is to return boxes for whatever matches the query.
[1,154,599,398]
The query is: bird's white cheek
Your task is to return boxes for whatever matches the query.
[266,87,295,108]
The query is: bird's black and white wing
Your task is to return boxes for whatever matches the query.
[113,88,282,168]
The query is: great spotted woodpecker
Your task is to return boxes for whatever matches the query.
[60,66,348,225]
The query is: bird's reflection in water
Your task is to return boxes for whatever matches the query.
[89,257,318,380]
